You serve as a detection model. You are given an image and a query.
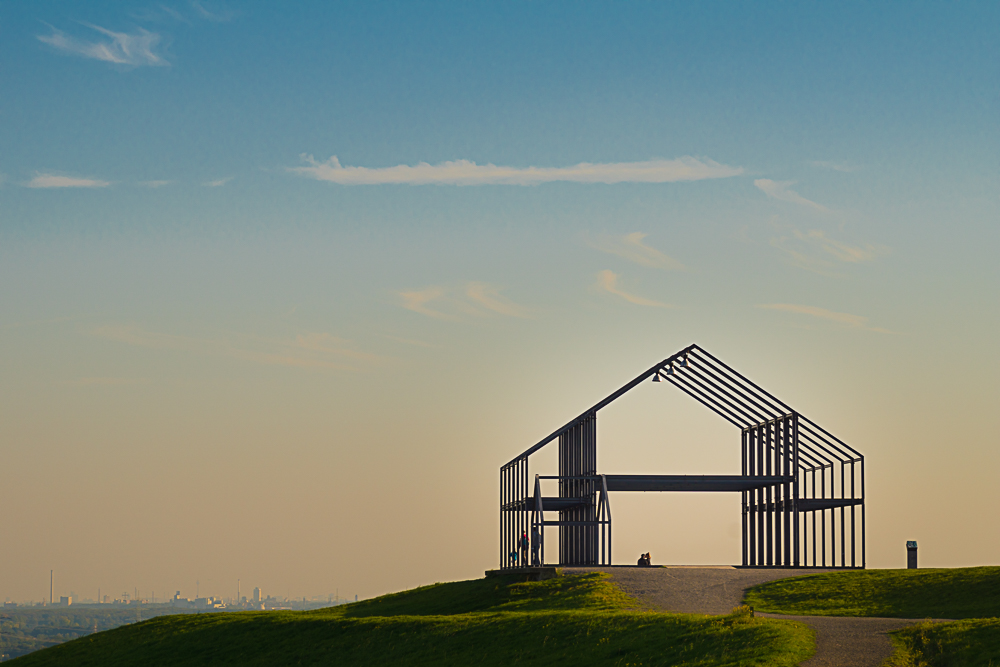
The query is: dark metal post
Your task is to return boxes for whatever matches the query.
[792,414,800,567]
[741,429,748,567]
[861,459,866,568]
[757,424,765,565]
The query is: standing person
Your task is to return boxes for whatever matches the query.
[531,527,541,566]
[519,532,530,567]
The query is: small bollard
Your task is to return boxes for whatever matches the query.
[906,541,918,569]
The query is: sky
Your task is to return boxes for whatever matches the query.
[1,1,998,603]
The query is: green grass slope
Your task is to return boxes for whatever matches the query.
[886,619,1000,667]
[744,567,1000,618]
[13,573,813,667]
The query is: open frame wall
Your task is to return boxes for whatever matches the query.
[499,344,865,570]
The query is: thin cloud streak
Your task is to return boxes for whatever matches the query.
[203,176,233,187]
[59,377,149,387]
[586,232,684,270]
[758,303,894,333]
[191,1,237,22]
[465,283,530,318]
[399,283,529,320]
[399,287,455,320]
[811,160,860,173]
[38,23,167,66]
[292,155,743,186]
[138,180,172,188]
[595,270,670,308]
[770,228,886,274]
[25,173,111,188]
[755,179,827,210]
[92,324,384,370]
[380,334,437,349]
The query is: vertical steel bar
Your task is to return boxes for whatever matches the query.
[830,465,836,568]
[766,421,773,566]
[751,427,757,565]
[784,417,791,566]
[861,459,866,569]
[793,414,800,566]
[757,424,765,565]
[841,461,846,568]
[851,462,856,568]
[742,429,748,567]
[821,466,826,567]
[811,469,816,567]
[773,421,780,566]
[500,466,505,568]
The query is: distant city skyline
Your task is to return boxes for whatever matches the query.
[1,2,997,602]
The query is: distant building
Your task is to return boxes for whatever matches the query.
[252,587,262,604]
[59,596,72,606]
[194,597,225,609]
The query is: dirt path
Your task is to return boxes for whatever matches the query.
[565,566,924,667]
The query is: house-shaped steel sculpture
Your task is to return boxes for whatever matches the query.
[500,344,865,569]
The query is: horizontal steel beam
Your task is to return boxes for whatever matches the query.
[504,497,589,512]
[605,474,794,492]
[797,498,864,512]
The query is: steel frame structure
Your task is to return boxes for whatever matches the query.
[499,344,865,569]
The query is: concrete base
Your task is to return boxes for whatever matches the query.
[485,567,559,581]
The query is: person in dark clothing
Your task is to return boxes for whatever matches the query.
[531,527,541,566]
[637,552,652,567]
[519,532,530,566]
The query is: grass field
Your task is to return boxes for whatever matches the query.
[744,567,1000,619]
[12,573,814,666]
[886,619,1000,667]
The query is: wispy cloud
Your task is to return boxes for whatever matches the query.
[586,232,684,270]
[291,155,743,186]
[770,227,886,274]
[59,377,149,387]
[465,282,530,318]
[190,1,236,22]
[380,334,436,348]
[400,287,455,320]
[25,172,111,188]
[758,303,893,333]
[1,316,77,331]
[754,179,827,210]
[810,160,860,173]
[38,23,167,67]
[92,325,384,370]
[399,283,529,320]
[138,179,172,188]
[595,270,670,308]
[203,176,233,187]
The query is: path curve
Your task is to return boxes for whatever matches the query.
[565,566,923,667]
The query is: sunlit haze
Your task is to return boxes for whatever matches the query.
[1,2,997,604]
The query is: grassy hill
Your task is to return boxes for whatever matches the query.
[744,567,1000,666]
[12,572,813,666]
[886,618,1000,667]
[744,567,1000,619]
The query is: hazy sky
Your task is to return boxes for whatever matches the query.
[1,2,998,603]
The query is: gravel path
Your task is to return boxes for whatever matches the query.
[563,566,831,614]
[565,566,925,667]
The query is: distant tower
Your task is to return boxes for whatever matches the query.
[50,570,53,605]
[252,587,262,604]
